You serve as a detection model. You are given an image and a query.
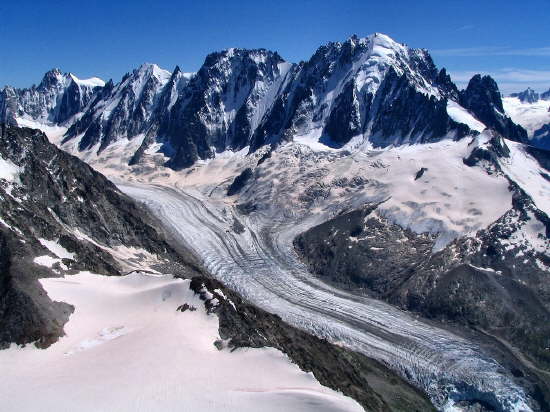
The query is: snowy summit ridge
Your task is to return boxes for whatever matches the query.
[1,32,526,168]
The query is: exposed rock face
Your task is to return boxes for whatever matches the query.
[294,206,435,295]
[252,34,470,151]
[0,124,201,348]
[294,200,550,410]
[364,66,470,147]
[227,167,253,196]
[189,276,436,412]
[162,49,288,168]
[0,229,73,349]
[463,132,511,169]
[534,124,550,150]
[460,75,528,143]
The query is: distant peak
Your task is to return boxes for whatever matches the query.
[134,63,171,83]
[203,47,284,67]
[510,87,540,103]
[39,68,65,88]
[136,62,158,72]
[45,68,62,76]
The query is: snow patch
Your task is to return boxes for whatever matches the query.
[0,156,21,183]
[15,117,69,146]
[33,255,62,268]
[38,238,75,260]
[446,100,486,132]
[69,74,105,88]
[500,141,550,215]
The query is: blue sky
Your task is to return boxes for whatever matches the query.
[2,0,549,94]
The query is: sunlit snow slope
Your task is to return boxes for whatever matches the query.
[0,272,363,412]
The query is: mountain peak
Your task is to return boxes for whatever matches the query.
[462,74,503,113]
[367,32,400,44]
[44,68,62,76]
[133,63,171,84]
[202,47,284,67]
[39,68,65,89]
[510,87,540,103]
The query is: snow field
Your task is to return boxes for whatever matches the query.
[0,272,363,412]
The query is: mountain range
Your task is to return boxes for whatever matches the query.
[1,32,550,412]
[2,33,545,168]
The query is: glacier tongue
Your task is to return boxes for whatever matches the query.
[118,180,532,412]
[115,139,532,411]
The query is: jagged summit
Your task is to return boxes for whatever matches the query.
[1,32,535,168]
[459,74,527,143]
[133,63,172,83]
[0,68,105,126]
[38,68,64,88]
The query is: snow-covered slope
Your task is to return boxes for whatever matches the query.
[0,271,363,412]
[115,139,539,411]
[4,124,437,411]
[102,127,546,412]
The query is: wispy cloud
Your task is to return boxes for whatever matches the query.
[450,68,550,82]
[449,68,550,94]
[455,24,475,32]
[432,46,550,57]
